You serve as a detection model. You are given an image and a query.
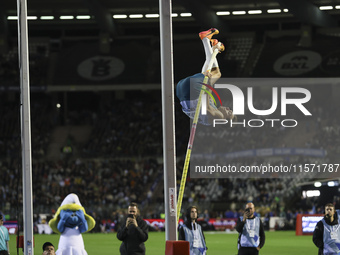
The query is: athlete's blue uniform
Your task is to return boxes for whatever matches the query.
[176,73,217,126]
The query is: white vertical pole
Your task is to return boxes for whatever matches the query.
[17,0,34,254]
[159,0,177,240]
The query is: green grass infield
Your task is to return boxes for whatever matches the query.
[9,230,316,255]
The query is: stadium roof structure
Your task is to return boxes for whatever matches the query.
[2,0,340,38]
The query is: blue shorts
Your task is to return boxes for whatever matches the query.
[176,73,204,102]
[176,73,213,125]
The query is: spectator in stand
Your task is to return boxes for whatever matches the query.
[202,209,210,222]
[225,209,235,218]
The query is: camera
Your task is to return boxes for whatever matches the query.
[245,208,250,213]
[128,214,135,219]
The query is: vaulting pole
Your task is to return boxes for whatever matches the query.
[176,48,220,222]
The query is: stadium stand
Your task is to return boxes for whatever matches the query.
[224,33,255,75]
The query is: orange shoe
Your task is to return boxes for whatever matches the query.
[199,28,219,40]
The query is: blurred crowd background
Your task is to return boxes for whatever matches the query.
[1,0,340,233]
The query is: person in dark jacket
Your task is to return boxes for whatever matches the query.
[178,206,207,255]
[236,203,265,255]
[313,203,340,255]
[117,202,148,255]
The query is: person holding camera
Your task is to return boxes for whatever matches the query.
[313,203,340,255]
[117,202,149,255]
[236,203,265,255]
[178,206,207,255]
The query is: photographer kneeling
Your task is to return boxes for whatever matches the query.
[236,203,265,255]
[117,202,149,255]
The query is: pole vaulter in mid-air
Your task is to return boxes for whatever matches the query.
[176,28,236,222]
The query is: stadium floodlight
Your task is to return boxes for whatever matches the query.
[308,190,321,197]
[27,16,38,20]
[267,9,281,13]
[216,11,231,16]
[145,14,159,18]
[306,190,321,197]
[327,181,336,187]
[232,11,246,15]
[171,13,178,17]
[303,190,321,198]
[336,5,340,9]
[319,6,333,10]
[113,14,127,19]
[40,16,54,20]
[60,16,74,20]
[7,16,18,20]
[180,13,192,17]
[56,103,61,109]
[314,181,322,187]
[76,15,91,20]
[283,9,289,12]
[248,10,262,15]
[129,14,143,18]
